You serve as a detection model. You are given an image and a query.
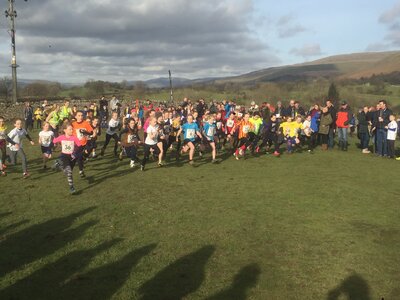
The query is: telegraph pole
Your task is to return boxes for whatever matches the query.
[168,70,173,104]
[5,0,26,104]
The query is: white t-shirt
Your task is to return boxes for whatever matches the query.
[39,130,54,147]
[387,120,398,141]
[106,119,120,135]
[145,125,159,145]
[8,128,28,151]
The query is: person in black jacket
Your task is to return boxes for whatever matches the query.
[357,106,371,153]
[372,100,392,156]
[326,100,337,149]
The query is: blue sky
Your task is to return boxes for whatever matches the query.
[0,0,399,83]
[250,0,399,64]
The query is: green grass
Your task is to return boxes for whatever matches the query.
[1,130,400,299]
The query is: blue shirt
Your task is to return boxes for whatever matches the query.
[203,123,216,141]
[182,122,199,141]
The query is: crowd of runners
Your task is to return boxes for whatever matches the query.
[0,96,398,194]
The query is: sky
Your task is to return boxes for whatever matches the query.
[0,0,399,83]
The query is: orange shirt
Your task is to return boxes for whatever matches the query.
[237,120,254,139]
[72,121,93,146]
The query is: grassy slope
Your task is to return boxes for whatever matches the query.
[0,130,399,299]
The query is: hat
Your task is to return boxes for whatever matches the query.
[251,101,256,106]
[341,100,347,105]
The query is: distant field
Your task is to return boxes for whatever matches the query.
[1,130,399,299]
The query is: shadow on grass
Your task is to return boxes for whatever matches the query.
[0,239,122,299]
[327,273,371,300]
[0,206,97,278]
[0,212,13,218]
[205,263,261,300]
[61,243,157,299]
[0,219,30,237]
[139,245,215,300]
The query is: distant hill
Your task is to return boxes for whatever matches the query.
[17,51,400,89]
[211,51,400,85]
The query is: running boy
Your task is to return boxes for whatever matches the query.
[7,119,35,178]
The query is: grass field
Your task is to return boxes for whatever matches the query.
[1,130,400,299]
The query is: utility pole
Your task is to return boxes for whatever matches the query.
[5,0,26,104]
[168,70,173,104]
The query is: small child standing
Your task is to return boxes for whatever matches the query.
[386,114,397,159]
[0,116,12,176]
[7,119,35,178]
[52,122,82,194]
[38,122,55,169]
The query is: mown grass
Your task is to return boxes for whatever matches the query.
[1,130,400,299]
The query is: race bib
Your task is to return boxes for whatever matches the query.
[42,137,51,146]
[186,129,195,139]
[226,120,234,127]
[243,125,250,134]
[207,127,215,137]
[61,140,75,154]
[216,122,222,130]
[76,129,84,140]
[127,134,135,143]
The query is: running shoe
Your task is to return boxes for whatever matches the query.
[70,186,77,195]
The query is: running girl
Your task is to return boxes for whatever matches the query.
[100,111,120,157]
[120,118,141,168]
[141,117,163,171]
[52,122,82,194]
[201,115,218,163]
[234,113,254,160]
[38,122,55,169]
[176,115,203,165]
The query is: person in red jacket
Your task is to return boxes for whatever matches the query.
[336,101,353,151]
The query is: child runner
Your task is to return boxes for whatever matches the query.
[176,115,203,165]
[167,114,182,161]
[141,117,163,171]
[386,114,398,159]
[86,117,100,158]
[7,119,35,178]
[120,118,141,168]
[249,113,263,154]
[0,116,13,176]
[234,113,254,160]
[72,111,93,177]
[279,116,302,154]
[38,122,55,169]
[53,122,82,194]
[225,112,237,151]
[201,115,218,163]
[100,111,120,157]
[214,112,226,151]
[258,114,281,156]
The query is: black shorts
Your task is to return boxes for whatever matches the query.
[41,146,52,155]
[183,139,197,146]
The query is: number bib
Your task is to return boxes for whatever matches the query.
[61,140,75,154]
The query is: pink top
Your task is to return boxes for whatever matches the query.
[53,135,82,155]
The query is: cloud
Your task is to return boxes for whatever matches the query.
[375,2,400,47]
[379,2,400,23]
[276,13,307,38]
[290,44,322,57]
[365,42,391,52]
[0,0,281,83]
